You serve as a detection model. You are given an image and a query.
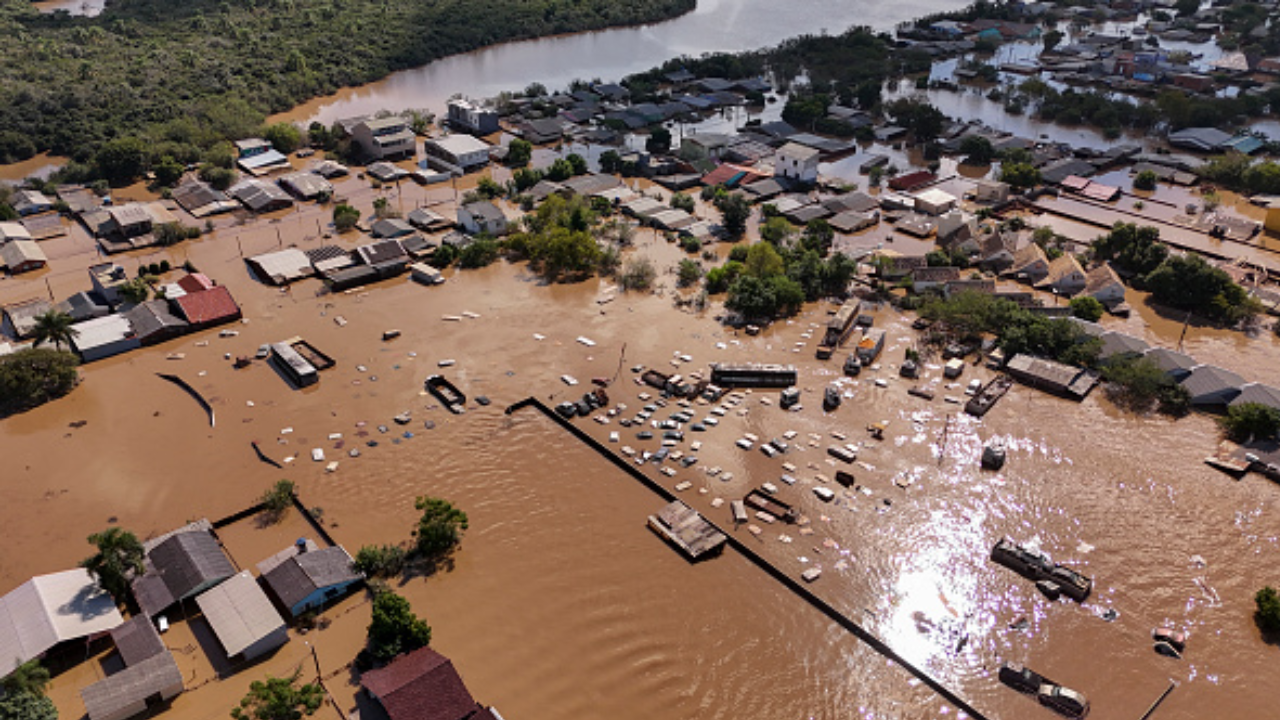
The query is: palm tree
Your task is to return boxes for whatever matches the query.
[1,660,51,697]
[31,310,78,351]
[80,527,145,605]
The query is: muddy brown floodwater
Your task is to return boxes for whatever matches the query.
[3,208,1280,720]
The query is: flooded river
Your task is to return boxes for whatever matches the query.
[272,0,968,126]
[3,177,1280,719]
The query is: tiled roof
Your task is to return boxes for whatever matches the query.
[362,646,483,720]
[174,286,240,325]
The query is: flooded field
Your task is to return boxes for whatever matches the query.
[3,189,1280,719]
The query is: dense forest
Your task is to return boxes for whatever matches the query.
[0,0,695,166]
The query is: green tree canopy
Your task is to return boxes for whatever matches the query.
[0,349,80,415]
[333,204,360,232]
[1220,402,1280,442]
[413,497,468,558]
[230,673,324,720]
[505,139,533,168]
[262,123,303,154]
[2,661,50,698]
[714,193,751,239]
[1000,162,1040,189]
[80,527,145,605]
[0,690,57,720]
[1257,586,1280,633]
[1093,223,1168,276]
[31,311,78,351]
[1069,296,1104,322]
[367,591,432,662]
[1145,254,1260,324]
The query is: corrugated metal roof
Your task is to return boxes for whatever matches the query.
[195,571,286,658]
[1180,364,1245,402]
[80,652,183,720]
[0,569,124,677]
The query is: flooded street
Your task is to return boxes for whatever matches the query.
[3,198,1280,718]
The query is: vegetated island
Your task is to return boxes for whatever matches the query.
[0,0,695,164]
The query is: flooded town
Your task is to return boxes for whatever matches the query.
[2,1,1280,720]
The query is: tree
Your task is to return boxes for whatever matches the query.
[1093,223,1168,276]
[705,261,743,294]
[566,153,588,176]
[230,673,324,720]
[260,480,295,521]
[2,661,50,698]
[505,139,532,168]
[1145,254,1260,324]
[1257,586,1280,632]
[1174,0,1199,16]
[352,545,407,578]
[670,192,695,213]
[959,135,995,165]
[546,158,574,182]
[1069,296,1104,322]
[413,496,468,558]
[599,150,622,174]
[457,238,499,269]
[714,193,751,239]
[94,137,148,184]
[1219,402,1280,442]
[1042,29,1064,52]
[153,156,185,188]
[645,127,672,154]
[0,691,57,720]
[1133,170,1158,191]
[262,123,303,154]
[886,98,945,143]
[760,216,794,245]
[744,242,785,279]
[0,349,80,414]
[31,310,78,350]
[367,590,432,662]
[619,257,656,291]
[1000,162,1041,189]
[677,259,702,288]
[333,203,360,232]
[81,527,144,605]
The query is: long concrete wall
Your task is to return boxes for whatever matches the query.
[504,397,992,720]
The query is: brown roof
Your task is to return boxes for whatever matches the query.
[1083,263,1124,295]
[174,286,241,326]
[361,647,485,720]
[911,266,962,283]
[1036,253,1085,288]
[1009,243,1048,274]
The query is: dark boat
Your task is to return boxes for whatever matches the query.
[835,470,856,487]
[1152,627,1186,655]
[425,375,466,413]
[843,354,861,376]
[965,375,1013,417]
[998,662,1044,694]
[743,489,798,523]
[780,387,800,409]
[982,439,1007,470]
[823,385,841,411]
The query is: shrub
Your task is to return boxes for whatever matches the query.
[619,257,657,291]
[1257,586,1280,632]
[367,591,431,663]
[457,238,500,269]
[677,259,702,288]
[353,545,407,578]
[413,496,468,558]
[1219,402,1280,442]
[0,349,80,414]
[1069,296,1104,322]
[670,192,695,213]
[260,479,295,520]
[230,673,323,720]
[680,236,701,253]
[728,244,749,263]
[430,243,459,269]
[333,203,360,232]
[1133,169,1158,191]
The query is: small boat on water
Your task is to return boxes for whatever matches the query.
[1153,627,1186,658]
[823,385,841,411]
[382,329,401,341]
[843,354,861,376]
[744,488,798,523]
[425,375,466,413]
[982,439,1007,470]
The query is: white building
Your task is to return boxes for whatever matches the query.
[775,142,820,183]
[70,314,141,362]
[914,188,958,216]
[353,117,416,161]
[424,134,492,173]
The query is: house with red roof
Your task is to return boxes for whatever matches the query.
[173,285,241,330]
[177,273,216,294]
[360,647,501,720]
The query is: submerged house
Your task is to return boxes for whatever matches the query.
[0,569,125,679]
[1179,364,1245,408]
[361,646,502,720]
[172,285,242,331]
[131,521,236,618]
[79,616,184,720]
[457,201,508,236]
[258,541,362,618]
[195,571,288,663]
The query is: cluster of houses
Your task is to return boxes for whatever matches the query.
[0,522,503,720]
[1,268,242,362]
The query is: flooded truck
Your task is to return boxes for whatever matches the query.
[816,299,860,360]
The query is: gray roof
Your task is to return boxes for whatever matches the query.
[357,238,408,266]
[1167,127,1232,151]
[560,173,623,197]
[110,615,166,666]
[133,530,235,615]
[124,300,189,342]
[262,546,360,613]
[278,172,332,199]
[1230,382,1280,411]
[80,652,183,720]
[228,180,293,212]
[371,218,415,239]
[1143,347,1197,377]
[0,569,124,678]
[1068,316,1106,338]
[194,571,286,658]
[1179,364,1245,403]
[248,248,314,284]
[461,201,505,225]
[57,292,110,322]
[1098,331,1150,359]
[823,191,879,214]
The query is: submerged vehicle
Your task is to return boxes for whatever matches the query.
[780,387,801,409]
[998,662,1044,694]
[424,375,466,413]
[1038,683,1090,718]
[843,354,861,376]
[982,439,1007,470]
[823,385,841,411]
